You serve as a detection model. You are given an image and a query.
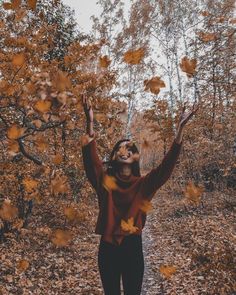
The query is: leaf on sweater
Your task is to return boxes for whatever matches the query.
[159,264,177,278]
[139,200,153,214]
[102,175,118,191]
[121,217,139,234]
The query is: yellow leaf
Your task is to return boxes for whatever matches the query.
[159,265,177,278]
[121,217,139,234]
[7,124,25,140]
[102,175,118,191]
[123,48,145,65]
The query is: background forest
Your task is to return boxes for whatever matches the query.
[0,0,235,294]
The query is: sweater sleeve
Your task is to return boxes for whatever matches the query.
[82,137,104,192]
[141,139,183,200]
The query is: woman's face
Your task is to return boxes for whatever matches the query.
[113,141,139,164]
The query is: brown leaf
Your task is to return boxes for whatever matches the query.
[99,55,111,68]
[123,48,145,65]
[179,56,197,78]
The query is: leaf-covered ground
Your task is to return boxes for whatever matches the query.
[0,189,235,295]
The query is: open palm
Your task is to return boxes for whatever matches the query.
[178,101,200,129]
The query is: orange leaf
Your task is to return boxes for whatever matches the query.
[102,175,118,191]
[12,53,25,66]
[179,56,197,78]
[197,31,217,42]
[121,217,139,234]
[52,154,63,165]
[27,0,37,10]
[159,265,177,278]
[17,259,29,272]
[99,55,111,68]
[51,229,72,247]
[184,181,204,205]
[139,200,153,214]
[34,100,51,113]
[51,175,68,195]
[144,76,165,94]
[2,2,12,10]
[0,200,18,221]
[7,124,25,140]
[23,178,39,192]
[123,48,145,65]
[53,71,71,92]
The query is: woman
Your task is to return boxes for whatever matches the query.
[81,95,199,295]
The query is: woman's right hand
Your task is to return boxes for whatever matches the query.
[82,93,93,122]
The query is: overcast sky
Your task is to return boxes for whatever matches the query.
[62,0,102,33]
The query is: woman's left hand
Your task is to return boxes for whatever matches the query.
[177,101,200,130]
[175,101,200,144]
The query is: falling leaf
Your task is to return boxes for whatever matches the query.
[27,0,37,10]
[7,124,25,140]
[52,154,63,165]
[121,217,139,234]
[64,206,83,222]
[200,11,210,17]
[17,259,29,273]
[51,175,68,195]
[102,175,118,191]
[12,218,24,230]
[197,32,217,42]
[3,2,13,10]
[23,178,39,192]
[35,136,49,151]
[159,265,177,278]
[34,100,51,113]
[12,53,25,66]
[51,229,72,247]
[7,140,19,154]
[99,55,111,68]
[179,56,197,78]
[0,201,18,221]
[144,76,166,95]
[123,48,145,65]
[139,200,153,214]
[184,181,204,205]
[32,119,42,128]
[53,71,71,92]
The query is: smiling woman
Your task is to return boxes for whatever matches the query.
[80,93,193,294]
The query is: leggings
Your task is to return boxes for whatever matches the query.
[98,234,144,295]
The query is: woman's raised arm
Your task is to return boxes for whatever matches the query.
[81,94,104,191]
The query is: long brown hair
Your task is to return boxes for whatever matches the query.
[103,139,141,177]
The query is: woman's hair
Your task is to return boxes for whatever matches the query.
[104,139,141,177]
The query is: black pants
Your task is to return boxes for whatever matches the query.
[98,234,144,295]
